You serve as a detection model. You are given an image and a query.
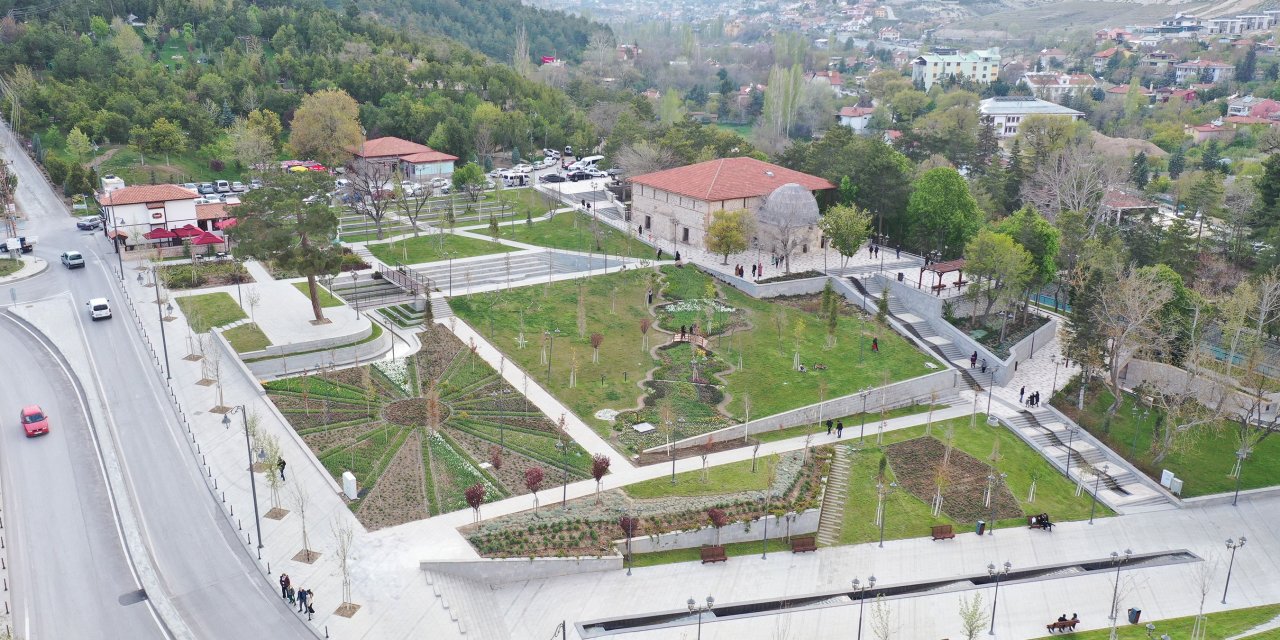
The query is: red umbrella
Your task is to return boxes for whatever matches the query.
[215,218,238,230]
[191,232,224,245]
[143,228,177,240]
[174,224,203,238]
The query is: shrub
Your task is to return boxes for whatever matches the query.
[209,159,225,171]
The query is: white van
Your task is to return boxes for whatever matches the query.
[573,155,604,170]
[87,298,111,320]
[215,180,231,193]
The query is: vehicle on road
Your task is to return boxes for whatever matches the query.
[230,181,246,192]
[571,155,604,171]
[430,177,449,188]
[215,180,231,193]
[538,157,558,169]
[198,183,216,195]
[607,167,624,178]
[543,148,560,159]
[249,178,264,189]
[4,236,36,253]
[20,405,49,437]
[564,145,574,158]
[512,163,533,174]
[567,170,593,182]
[76,217,102,230]
[584,169,609,179]
[60,251,85,269]
[540,174,567,183]
[181,183,198,191]
[87,298,112,320]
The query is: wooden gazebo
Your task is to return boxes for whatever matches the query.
[919,258,967,295]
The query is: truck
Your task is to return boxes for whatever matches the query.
[4,236,36,253]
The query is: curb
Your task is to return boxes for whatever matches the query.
[0,255,48,286]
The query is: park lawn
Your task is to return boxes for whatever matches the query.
[0,258,21,277]
[630,538,791,568]
[223,323,272,353]
[1031,604,1280,639]
[367,233,514,265]
[175,292,246,332]
[503,211,651,258]
[293,281,343,307]
[752,403,951,444]
[836,416,1110,546]
[90,144,243,185]
[1055,382,1280,497]
[623,456,781,499]
[493,187,552,219]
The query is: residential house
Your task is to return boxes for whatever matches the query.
[1095,27,1131,44]
[1186,122,1233,143]
[1092,47,1122,72]
[1207,14,1274,34]
[1021,72,1099,102]
[1155,87,1199,103]
[629,157,834,250]
[1173,59,1235,84]
[350,136,458,181]
[911,47,1001,90]
[1105,84,1154,102]
[1139,51,1178,74]
[97,184,199,248]
[978,96,1084,138]
[1227,95,1280,118]
[878,26,900,42]
[807,70,845,96]
[1037,48,1067,68]
[836,106,876,133]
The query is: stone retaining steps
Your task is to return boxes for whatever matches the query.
[425,570,512,638]
[816,446,851,546]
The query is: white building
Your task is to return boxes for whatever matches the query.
[1020,72,1100,102]
[911,48,1001,90]
[836,106,876,133]
[978,96,1084,138]
[97,184,199,248]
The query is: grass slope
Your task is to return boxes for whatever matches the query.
[503,211,651,258]
[175,292,246,332]
[367,233,514,265]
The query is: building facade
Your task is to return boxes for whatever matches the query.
[97,184,199,247]
[911,48,1001,90]
[351,136,458,180]
[978,96,1084,138]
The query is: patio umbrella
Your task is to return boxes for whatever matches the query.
[215,218,238,230]
[173,224,203,238]
[143,228,177,240]
[191,232,224,245]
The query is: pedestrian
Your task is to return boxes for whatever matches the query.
[826,419,833,435]
[896,245,901,259]
[1034,391,1041,406]
[874,245,880,257]
[280,573,291,600]
[872,338,879,353]
[657,247,664,260]
[307,591,315,620]
[1019,386,1025,404]
[836,420,844,438]
[277,457,287,481]
[758,262,764,278]
[970,352,977,368]
[647,288,654,304]
[298,586,308,613]
[287,586,296,606]
[868,244,874,257]
[638,225,643,236]
[980,358,988,374]
[675,251,681,262]
[680,325,686,338]
[751,263,757,278]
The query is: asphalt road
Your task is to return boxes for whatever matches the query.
[1,122,314,639]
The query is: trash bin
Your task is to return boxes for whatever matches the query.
[975,520,986,536]
[1128,608,1141,624]
[897,272,904,282]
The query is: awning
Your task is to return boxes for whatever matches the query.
[191,232,224,245]
[215,218,238,230]
[143,228,177,240]
[107,230,128,239]
[173,224,203,238]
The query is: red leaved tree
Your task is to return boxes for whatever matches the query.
[489,445,503,471]
[707,508,729,545]
[465,483,486,522]
[590,332,604,363]
[591,454,611,504]
[525,466,545,515]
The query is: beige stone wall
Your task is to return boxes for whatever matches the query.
[631,184,759,249]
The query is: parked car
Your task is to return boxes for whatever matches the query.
[542,148,560,158]
[249,178,263,189]
[606,167,624,177]
[540,174,567,184]
[76,216,102,230]
[400,180,422,195]
[230,181,246,192]
[60,251,85,269]
[564,145,574,158]
[512,163,533,174]
[584,169,609,179]
[567,170,592,182]
[20,405,49,437]
[215,180,231,193]
[87,297,111,320]
[197,183,216,195]
[430,177,450,188]
[538,158,558,169]
[181,182,198,191]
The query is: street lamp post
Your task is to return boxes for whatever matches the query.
[1221,537,1246,604]
[1050,355,1060,395]
[1130,403,1149,459]
[555,436,568,510]
[1063,425,1079,475]
[851,576,876,640]
[687,596,714,640]
[350,270,360,317]
[760,488,771,559]
[149,266,172,379]
[878,481,898,547]
[1108,549,1134,634]
[545,329,558,380]
[985,368,996,416]
[222,407,264,550]
[860,387,871,443]
[987,472,1007,535]
[1088,463,1109,524]
[1232,450,1248,506]
[987,561,1012,635]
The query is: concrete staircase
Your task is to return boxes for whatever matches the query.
[327,273,418,308]
[816,446,852,546]
[425,570,512,638]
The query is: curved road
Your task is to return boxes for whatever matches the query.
[1,122,314,639]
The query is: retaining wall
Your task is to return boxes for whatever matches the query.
[237,322,373,360]
[421,556,622,586]
[617,508,820,554]
[695,264,831,299]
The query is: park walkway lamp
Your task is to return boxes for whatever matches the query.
[1222,537,1246,604]
[987,473,1007,535]
[1088,463,1109,525]
[687,595,714,640]
[1108,549,1133,633]
[852,576,876,640]
[222,406,264,551]
[988,561,1011,635]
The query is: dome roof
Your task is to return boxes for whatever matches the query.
[758,183,819,228]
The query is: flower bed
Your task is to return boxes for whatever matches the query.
[374,358,413,395]
[354,430,431,529]
[428,430,503,513]
[884,437,1019,523]
[156,261,250,290]
[755,270,824,284]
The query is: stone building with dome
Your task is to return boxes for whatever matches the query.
[757,183,822,272]
[628,157,835,254]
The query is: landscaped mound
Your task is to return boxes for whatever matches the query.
[884,436,1020,523]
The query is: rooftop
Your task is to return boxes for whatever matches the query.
[97,184,198,206]
[630,157,835,202]
[978,96,1084,117]
[352,136,433,159]
[913,47,1001,64]
[837,106,875,118]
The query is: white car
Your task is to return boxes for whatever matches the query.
[400,181,422,195]
[584,169,609,179]
[513,163,533,174]
[538,158,558,169]
[542,148,559,158]
[230,181,246,192]
[87,298,111,320]
[430,177,449,188]
[334,178,351,190]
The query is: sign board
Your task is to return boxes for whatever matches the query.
[631,422,655,434]
[1169,478,1183,495]
[1160,469,1175,489]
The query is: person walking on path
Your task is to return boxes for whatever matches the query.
[751,264,757,278]
[1019,386,1025,404]
[836,421,844,438]
[306,591,315,620]
[826,419,833,435]
[277,457,287,481]
[297,586,308,613]
[980,359,988,374]
[286,586,296,606]
[868,244,874,257]
[896,246,901,259]
[871,338,879,353]
[657,247,664,260]
[970,352,977,368]
[280,573,291,600]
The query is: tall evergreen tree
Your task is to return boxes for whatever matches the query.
[1130,151,1150,189]
[1168,146,1186,179]
[1200,140,1223,173]
[973,120,1000,175]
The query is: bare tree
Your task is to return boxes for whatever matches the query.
[1093,264,1174,416]
[870,595,896,640]
[245,286,261,321]
[395,183,435,236]
[1021,144,1125,231]
[1190,558,1217,640]
[762,214,810,274]
[512,24,534,79]
[292,482,316,562]
[347,159,398,240]
[957,592,986,640]
[331,516,356,608]
[262,433,287,514]
[613,141,680,177]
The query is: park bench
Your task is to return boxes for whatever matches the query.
[1028,516,1054,531]
[931,283,949,293]
[1046,619,1078,633]
[700,545,727,564]
[791,535,817,553]
[931,525,955,541]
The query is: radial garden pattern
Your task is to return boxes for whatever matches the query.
[264,323,591,530]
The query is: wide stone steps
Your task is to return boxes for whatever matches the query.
[425,571,512,638]
[816,446,852,547]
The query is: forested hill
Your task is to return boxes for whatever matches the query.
[353,0,602,62]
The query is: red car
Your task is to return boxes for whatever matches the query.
[21,405,49,437]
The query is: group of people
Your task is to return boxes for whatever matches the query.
[750,263,766,279]
[1020,387,1042,407]
[1056,613,1078,623]
[1033,513,1054,530]
[969,352,989,374]
[678,324,700,339]
[279,573,315,620]
[824,419,846,438]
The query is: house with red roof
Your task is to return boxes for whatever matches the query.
[350,136,458,181]
[836,106,876,133]
[629,157,835,250]
[1227,95,1280,118]
[97,184,199,248]
[1186,122,1233,143]
[1092,47,1122,72]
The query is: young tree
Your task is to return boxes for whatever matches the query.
[465,483,486,522]
[957,592,986,640]
[331,516,356,608]
[288,88,362,167]
[524,466,544,515]
[819,203,873,268]
[590,332,604,363]
[147,117,187,166]
[705,208,754,264]
[394,182,434,236]
[452,162,487,202]
[591,454,611,503]
[639,317,651,352]
[707,508,729,545]
[66,126,92,163]
[229,171,345,322]
[292,483,316,562]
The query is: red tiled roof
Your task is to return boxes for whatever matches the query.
[1102,190,1154,210]
[838,106,875,117]
[1192,124,1228,132]
[1225,115,1275,125]
[1094,47,1119,58]
[97,184,198,206]
[195,202,236,220]
[400,150,459,164]
[352,136,432,158]
[1107,85,1153,94]
[630,157,834,202]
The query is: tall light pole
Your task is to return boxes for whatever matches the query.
[1108,549,1133,637]
[1050,354,1061,395]
[350,270,360,317]
[860,387,872,442]
[1088,463,1109,524]
[988,561,1012,635]
[1063,425,1079,475]
[1221,537,1246,604]
[687,595,714,640]
[760,487,771,559]
[878,481,898,547]
[222,407,264,550]
[851,576,876,640]
[1232,449,1248,506]
[555,434,568,510]
[148,266,172,379]
[107,189,124,279]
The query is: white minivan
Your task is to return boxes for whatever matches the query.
[215,179,231,193]
[87,298,111,320]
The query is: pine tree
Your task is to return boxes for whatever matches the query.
[1130,152,1149,189]
[1168,146,1185,179]
[1158,216,1197,279]
[1003,140,1025,212]
[1200,140,1223,173]
[973,120,999,175]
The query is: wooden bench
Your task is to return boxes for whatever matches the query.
[700,545,727,564]
[931,283,949,293]
[791,535,817,553]
[1045,620,1078,633]
[931,525,955,541]
[1028,516,1054,531]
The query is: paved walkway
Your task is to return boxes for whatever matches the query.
[0,253,47,284]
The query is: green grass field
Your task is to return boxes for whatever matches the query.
[630,538,791,567]
[1055,382,1280,497]
[1031,604,1280,639]
[293,281,343,307]
[367,233,514,265]
[623,456,781,498]
[174,292,246,332]
[223,323,272,353]
[0,258,21,277]
[503,211,651,258]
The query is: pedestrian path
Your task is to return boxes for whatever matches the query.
[815,445,851,546]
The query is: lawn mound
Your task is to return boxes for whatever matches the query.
[884,437,1020,523]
